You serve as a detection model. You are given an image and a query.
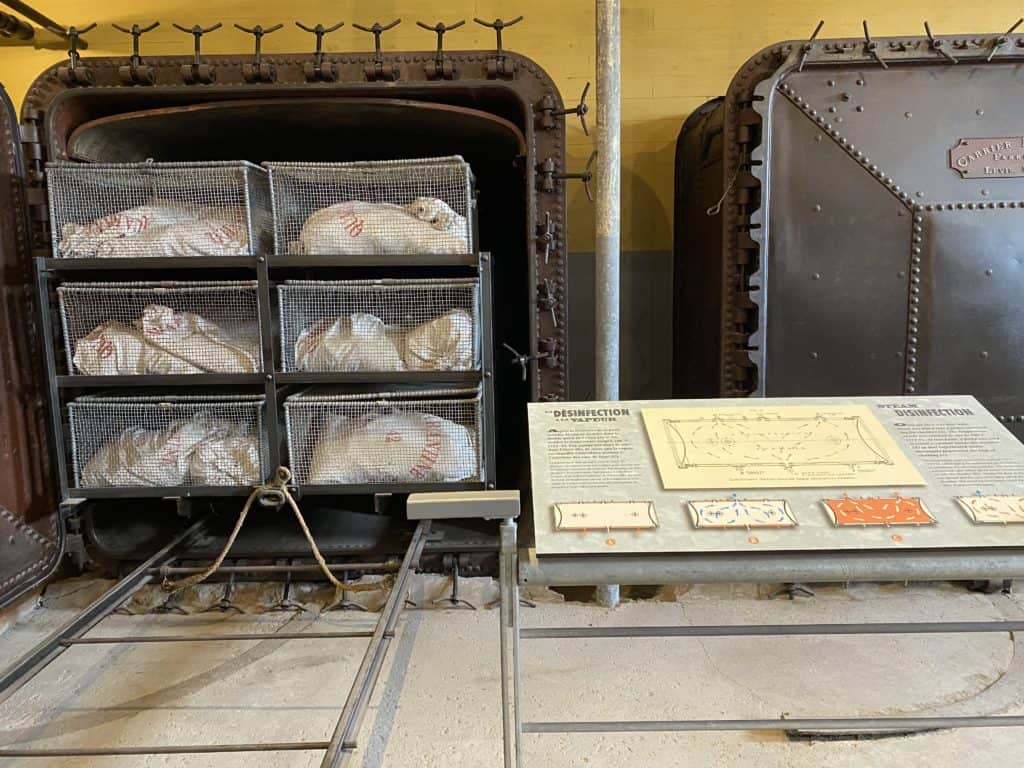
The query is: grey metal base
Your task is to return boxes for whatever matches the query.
[519,549,1024,587]
[499,530,1024,767]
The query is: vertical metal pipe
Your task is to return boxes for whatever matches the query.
[594,0,621,402]
[594,0,623,609]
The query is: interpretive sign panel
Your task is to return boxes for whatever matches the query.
[528,396,1024,555]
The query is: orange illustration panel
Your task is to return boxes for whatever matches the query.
[823,496,935,527]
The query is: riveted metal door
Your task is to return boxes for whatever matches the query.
[0,81,61,607]
[752,55,1024,435]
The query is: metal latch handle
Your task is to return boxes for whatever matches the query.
[797,19,824,72]
[234,22,283,67]
[296,20,345,68]
[862,20,887,69]
[473,15,523,53]
[988,17,1023,62]
[924,21,958,64]
[57,23,96,85]
[353,19,402,80]
[111,21,159,66]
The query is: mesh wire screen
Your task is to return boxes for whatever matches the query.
[57,281,262,376]
[277,278,480,372]
[266,157,474,256]
[47,161,271,259]
[68,394,267,489]
[284,387,482,486]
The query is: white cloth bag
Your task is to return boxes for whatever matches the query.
[295,198,468,255]
[73,306,258,375]
[82,417,261,487]
[138,305,260,373]
[60,201,248,258]
[403,309,474,370]
[190,429,261,485]
[81,419,210,487]
[294,313,405,372]
[308,410,477,485]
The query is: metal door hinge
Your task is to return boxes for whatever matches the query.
[20,109,46,184]
[18,122,38,144]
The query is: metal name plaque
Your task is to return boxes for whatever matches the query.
[528,395,1024,556]
[950,137,1024,178]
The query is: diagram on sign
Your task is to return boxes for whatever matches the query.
[688,499,797,529]
[641,404,925,489]
[956,495,1024,525]
[552,501,659,532]
[823,496,935,527]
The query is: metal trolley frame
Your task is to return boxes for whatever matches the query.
[0,515,435,767]
[35,248,496,500]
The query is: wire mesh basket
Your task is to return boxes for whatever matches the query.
[277,278,481,373]
[266,156,474,256]
[284,387,482,486]
[47,161,271,259]
[68,394,268,489]
[57,281,263,376]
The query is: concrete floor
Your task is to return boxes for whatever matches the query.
[1,578,1023,766]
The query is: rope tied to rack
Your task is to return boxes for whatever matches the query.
[162,466,353,605]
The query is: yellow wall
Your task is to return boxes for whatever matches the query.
[1,0,1021,251]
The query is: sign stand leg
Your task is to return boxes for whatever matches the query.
[499,518,522,767]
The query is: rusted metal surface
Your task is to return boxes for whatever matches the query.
[66,99,526,162]
[14,45,567,562]
[675,32,1024,440]
[0,81,60,606]
[23,49,569,404]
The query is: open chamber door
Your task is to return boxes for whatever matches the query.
[0,81,62,607]
[674,35,1024,441]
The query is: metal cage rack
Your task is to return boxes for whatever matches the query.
[58,281,263,377]
[46,160,272,259]
[277,278,481,373]
[67,394,268,491]
[284,387,485,488]
[37,156,494,500]
[266,156,475,256]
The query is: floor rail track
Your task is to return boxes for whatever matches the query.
[0,517,432,764]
